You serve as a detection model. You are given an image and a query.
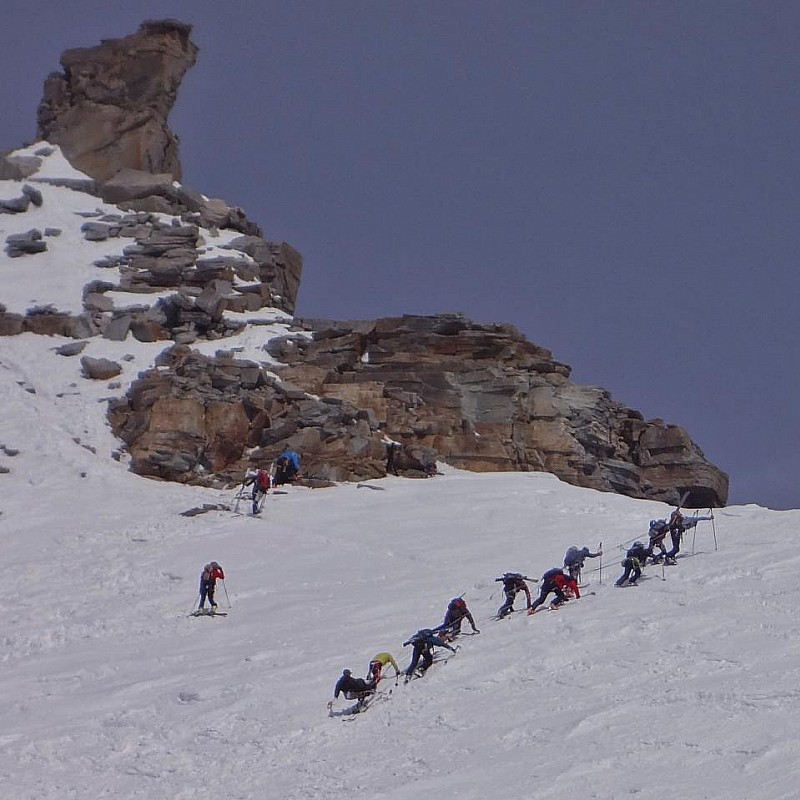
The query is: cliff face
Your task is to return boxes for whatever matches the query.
[275,316,728,507]
[37,19,197,182]
[108,315,728,507]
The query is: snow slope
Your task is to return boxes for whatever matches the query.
[1,332,798,799]
[2,144,798,800]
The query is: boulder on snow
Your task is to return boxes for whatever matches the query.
[81,356,123,380]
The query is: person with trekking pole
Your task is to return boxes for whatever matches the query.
[197,561,225,614]
[403,629,458,682]
[495,572,534,618]
[433,597,480,640]
[366,652,401,685]
[563,544,602,584]
[528,568,580,614]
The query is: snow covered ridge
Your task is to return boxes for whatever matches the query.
[1,142,300,324]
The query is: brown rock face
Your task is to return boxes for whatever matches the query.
[109,315,729,507]
[37,20,197,182]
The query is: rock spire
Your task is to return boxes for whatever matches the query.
[37,19,197,182]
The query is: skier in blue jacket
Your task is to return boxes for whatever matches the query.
[273,450,301,486]
[563,545,602,582]
[403,629,457,681]
[664,511,714,562]
[433,597,479,640]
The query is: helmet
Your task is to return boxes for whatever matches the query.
[633,541,644,548]
[418,629,432,637]
[649,520,658,528]
[343,669,351,677]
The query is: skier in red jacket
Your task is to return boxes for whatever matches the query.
[244,468,271,515]
[527,568,580,614]
[198,562,225,614]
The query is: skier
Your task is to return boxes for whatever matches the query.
[665,511,714,562]
[274,450,301,486]
[198,561,225,614]
[244,467,271,514]
[403,629,457,682]
[528,568,580,614]
[647,519,670,564]
[563,545,602,583]
[663,508,685,562]
[327,669,375,712]
[495,572,533,618]
[615,541,649,586]
[367,652,401,684]
[434,597,480,640]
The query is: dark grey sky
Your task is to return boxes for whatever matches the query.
[3,1,799,509]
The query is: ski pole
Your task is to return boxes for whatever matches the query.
[190,593,201,614]
[710,510,718,551]
[599,540,603,584]
[221,579,231,607]
[691,525,697,555]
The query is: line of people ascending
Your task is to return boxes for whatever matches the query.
[616,509,713,586]
[494,541,602,619]
[188,498,713,713]
[328,596,479,713]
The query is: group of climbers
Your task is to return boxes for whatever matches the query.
[328,596,480,713]
[616,508,714,586]
[325,504,716,712]
[241,449,302,515]
[495,543,602,619]
[193,480,714,713]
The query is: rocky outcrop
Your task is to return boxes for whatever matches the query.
[268,315,729,506]
[37,20,197,182]
[10,22,728,505]
[108,315,728,506]
[107,345,390,485]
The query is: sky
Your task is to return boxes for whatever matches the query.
[2,1,799,509]
[2,306,799,798]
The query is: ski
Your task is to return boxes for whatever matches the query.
[493,608,525,621]
[330,689,391,717]
[190,610,228,617]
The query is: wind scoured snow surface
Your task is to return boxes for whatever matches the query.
[2,147,799,800]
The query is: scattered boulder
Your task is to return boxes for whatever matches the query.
[22,184,43,206]
[0,153,42,179]
[99,168,177,205]
[81,356,122,380]
[0,194,31,214]
[5,229,47,257]
[54,341,88,356]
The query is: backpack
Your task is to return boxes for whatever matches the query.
[256,470,271,490]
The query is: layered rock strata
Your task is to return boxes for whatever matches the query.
[108,315,728,507]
